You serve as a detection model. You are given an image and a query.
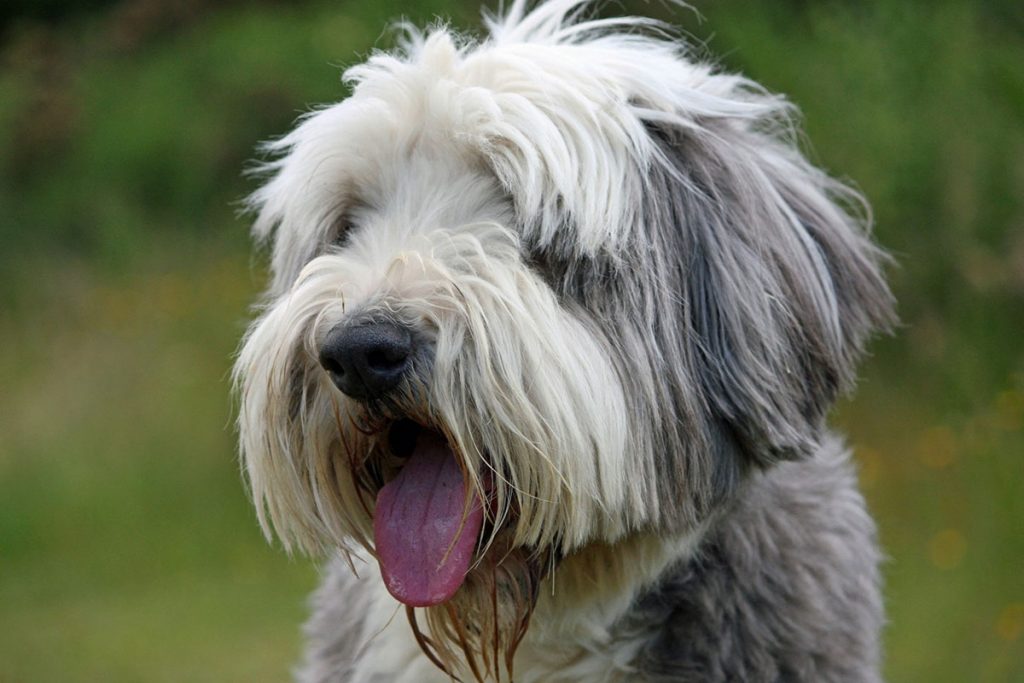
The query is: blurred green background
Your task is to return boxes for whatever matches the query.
[1,0,1021,681]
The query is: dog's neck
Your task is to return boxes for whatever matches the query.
[542,531,705,629]
[511,529,706,681]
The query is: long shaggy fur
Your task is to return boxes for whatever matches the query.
[234,1,895,681]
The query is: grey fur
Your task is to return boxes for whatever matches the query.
[297,561,373,683]
[625,436,883,682]
[532,119,894,534]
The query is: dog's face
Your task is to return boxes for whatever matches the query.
[235,0,893,675]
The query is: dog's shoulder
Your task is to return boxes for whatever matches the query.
[622,436,884,682]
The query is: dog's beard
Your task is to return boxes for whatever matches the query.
[410,536,551,682]
[236,227,649,681]
[330,398,552,682]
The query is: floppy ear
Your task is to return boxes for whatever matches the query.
[645,121,895,466]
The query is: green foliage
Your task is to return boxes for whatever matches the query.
[0,0,474,272]
[1,1,1021,681]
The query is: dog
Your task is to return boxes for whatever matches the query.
[234,1,896,680]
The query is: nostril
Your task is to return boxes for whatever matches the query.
[318,343,347,376]
[320,355,345,376]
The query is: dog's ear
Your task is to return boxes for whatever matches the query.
[645,121,895,466]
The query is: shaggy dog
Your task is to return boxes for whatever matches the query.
[234,1,895,680]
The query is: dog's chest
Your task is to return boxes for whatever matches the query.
[352,610,650,683]
[511,622,655,683]
[337,560,658,683]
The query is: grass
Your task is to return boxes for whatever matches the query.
[0,244,317,682]
[1,0,1022,681]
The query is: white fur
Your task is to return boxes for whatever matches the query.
[238,0,788,554]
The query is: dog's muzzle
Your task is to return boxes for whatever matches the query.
[318,321,488,608]
[318,320,414,400]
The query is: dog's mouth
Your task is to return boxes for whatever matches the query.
[373,419,486,607]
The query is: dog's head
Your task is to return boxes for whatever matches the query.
[235,0,894,676]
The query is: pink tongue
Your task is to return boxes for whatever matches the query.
[374,431,484,607]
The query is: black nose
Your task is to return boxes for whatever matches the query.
[319,321,414,400]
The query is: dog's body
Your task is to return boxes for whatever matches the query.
[235,2,894,681]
